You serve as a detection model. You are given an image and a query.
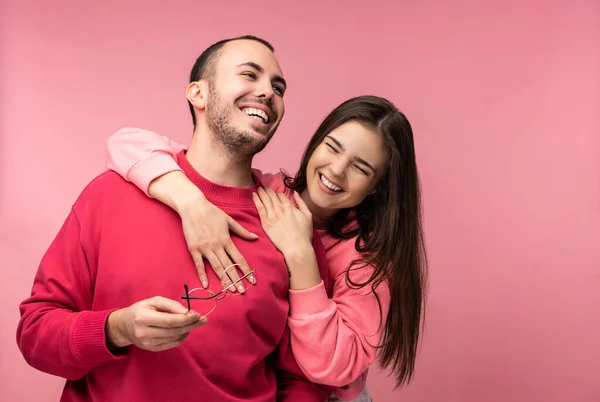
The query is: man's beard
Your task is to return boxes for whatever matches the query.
[206,82,275,158]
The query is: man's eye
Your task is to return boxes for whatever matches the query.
[273,86,285,95]
[243,72,257,79]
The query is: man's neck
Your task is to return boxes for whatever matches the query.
[186,128,255,188]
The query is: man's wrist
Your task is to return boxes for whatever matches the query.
[105,309,130,351]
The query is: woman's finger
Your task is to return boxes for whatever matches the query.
[215,250,244,293]
[188,248,209,288]
[203,251,234,292]
[257,187,275,216]
[276,191,294,208]
[293,191,312,217]
[225,242,255,284]
[252,192,268,223]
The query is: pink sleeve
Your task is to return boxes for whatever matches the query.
[106,127,187,196]
[251,169,287,192]
[286,244,391,390]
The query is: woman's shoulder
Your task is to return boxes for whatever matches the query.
[320,231,387,290]
[251,168,288,193]
[319,232,362,277]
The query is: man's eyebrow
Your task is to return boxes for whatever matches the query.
[326,135,376,172]
[237,62,287,89]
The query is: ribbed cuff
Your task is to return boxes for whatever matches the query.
[288,281,330,317]
[71,310,127,364]
[128,152,183,197]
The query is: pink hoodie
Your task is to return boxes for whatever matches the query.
[106,128,391,401]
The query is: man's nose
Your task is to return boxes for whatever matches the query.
[256,79,274,103]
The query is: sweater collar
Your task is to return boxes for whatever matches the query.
[176,150,262,207]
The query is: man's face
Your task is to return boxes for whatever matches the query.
[205,40,287,157]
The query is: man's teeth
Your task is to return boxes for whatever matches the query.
[320,174,342,192]
[243,108,269,123]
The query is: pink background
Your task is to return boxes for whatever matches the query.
[1,1,599,401]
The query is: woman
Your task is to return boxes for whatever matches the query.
[106,96,427,401]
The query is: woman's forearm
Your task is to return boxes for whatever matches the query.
[149,171,207,214]
[284,245,322,290]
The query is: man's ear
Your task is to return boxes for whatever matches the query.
[186,81,208,110]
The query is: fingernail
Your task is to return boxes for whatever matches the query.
[237,284,245,293]
[201,280,208,288]
[250,274,256,284]
[252,192,257,197]
[250,232,258,239]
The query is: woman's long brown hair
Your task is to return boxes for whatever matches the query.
[284,95,428,387]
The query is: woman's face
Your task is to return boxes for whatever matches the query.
[305,120,389,213]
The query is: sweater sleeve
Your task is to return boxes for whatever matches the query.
[106,127,187,196]
[286,248,391,388]
[16,209,127,380]
[273,328,334,402]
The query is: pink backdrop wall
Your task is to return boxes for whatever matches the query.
[1,1,599,401]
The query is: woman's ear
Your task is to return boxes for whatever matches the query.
[186,81,208,110]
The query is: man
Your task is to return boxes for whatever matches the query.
[17,36,332,401]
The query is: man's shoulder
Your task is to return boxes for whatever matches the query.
[72,171,148,212]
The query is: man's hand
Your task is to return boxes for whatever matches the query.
[106,296,206,352]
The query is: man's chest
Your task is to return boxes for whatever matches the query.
[89,202,288,333]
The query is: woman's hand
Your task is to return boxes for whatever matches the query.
[150,171,257,292]
[253,188,322,290]
[252,188,313,256]
[178,196,257,292]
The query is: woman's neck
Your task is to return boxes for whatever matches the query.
[300,189,332,230]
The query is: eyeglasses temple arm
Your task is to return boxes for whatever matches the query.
[183,285,191,312]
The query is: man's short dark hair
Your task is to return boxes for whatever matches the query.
[188,35,275,128]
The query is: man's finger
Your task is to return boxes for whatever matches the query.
[141,308,201,329]
[143,319,204,338]
[151,333,190,352]
[149,296,194,315]
[189,249,209,288]
[227,217,258,240]
[225,243,255,285]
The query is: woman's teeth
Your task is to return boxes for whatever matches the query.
[320,174,342,192]
[243,108,268,123]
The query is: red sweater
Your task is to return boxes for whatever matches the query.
[17,152,333,401]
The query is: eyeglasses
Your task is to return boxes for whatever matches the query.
[182,264,256,317]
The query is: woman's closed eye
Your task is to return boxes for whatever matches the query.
[326,143,339,153]
[354,164,369,176]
